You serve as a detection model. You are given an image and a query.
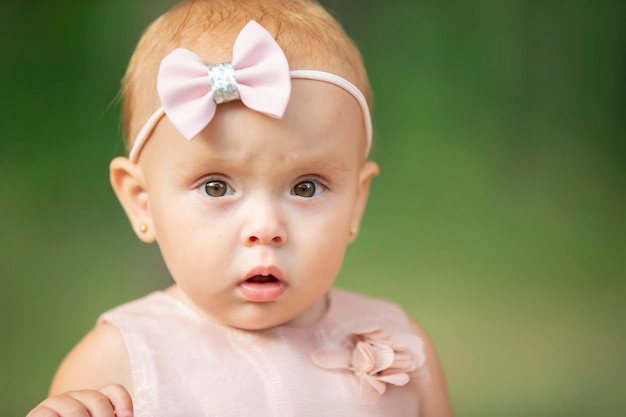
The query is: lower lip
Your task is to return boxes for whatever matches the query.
[238,281,287,302]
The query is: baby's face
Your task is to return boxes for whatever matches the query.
[137,80,377,330]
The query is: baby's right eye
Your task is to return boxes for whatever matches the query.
[202,179,233,197]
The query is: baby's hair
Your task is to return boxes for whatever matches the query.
[121,0,371,151]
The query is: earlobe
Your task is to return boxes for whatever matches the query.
[349,160,379,242]
[109,156,155,243]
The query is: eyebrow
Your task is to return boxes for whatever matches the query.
[299,157,350,173]
[175,153,350,173]
[175,157,229,172]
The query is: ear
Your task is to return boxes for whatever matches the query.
[109,156,156,242]
[349,160,380,242]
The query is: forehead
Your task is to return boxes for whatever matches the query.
[140,80,366,171]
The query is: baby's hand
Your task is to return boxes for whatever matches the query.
[26,384,132,417]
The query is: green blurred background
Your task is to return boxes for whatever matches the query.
[1,1,624,416]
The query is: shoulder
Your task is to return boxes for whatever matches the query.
[408,319,455,417]
[48,293,173,396]
[49,321,133,396]
[98,291,170,322]
[329,287,412,331]
[330,287,407,315]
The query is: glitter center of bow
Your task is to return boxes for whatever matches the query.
[208,62,240,104]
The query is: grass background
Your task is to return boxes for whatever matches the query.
[1,0,624,416]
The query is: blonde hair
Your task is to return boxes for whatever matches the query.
[121,0,371,150]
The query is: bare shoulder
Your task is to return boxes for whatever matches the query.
[409,319,455,417]
[49,321,133,396]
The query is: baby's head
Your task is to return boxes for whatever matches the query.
[110,0,379,330]
[121,0,372,156]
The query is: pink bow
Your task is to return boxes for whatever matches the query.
[157,20,291,140]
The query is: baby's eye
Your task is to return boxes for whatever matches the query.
[292,180,325,198]
[203,180,233,197]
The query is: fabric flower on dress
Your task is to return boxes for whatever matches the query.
[311,326,426,397]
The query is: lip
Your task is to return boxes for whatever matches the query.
[238,265,287,302]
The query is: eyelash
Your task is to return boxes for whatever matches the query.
[291,176,329,198]
[198,177,234,198]
[195,176,330,198]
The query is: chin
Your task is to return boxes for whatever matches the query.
[225,305,294,331]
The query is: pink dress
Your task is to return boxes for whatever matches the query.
[99,288,426,416]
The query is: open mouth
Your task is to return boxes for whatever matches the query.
[239,269,286,302]
[246,274,279,283]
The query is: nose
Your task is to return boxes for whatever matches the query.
[240,197,287,247]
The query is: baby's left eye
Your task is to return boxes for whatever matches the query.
[292,180,325,198]
[201,179,234,197]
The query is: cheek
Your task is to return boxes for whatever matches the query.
[152,191,226,239]
[305,237,349,292]
[294,211,351,269]
[150,198,232,278]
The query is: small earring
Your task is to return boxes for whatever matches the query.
[139,224,148,233]
[349,227,357,237]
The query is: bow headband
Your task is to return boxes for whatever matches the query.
[128,20,372,162]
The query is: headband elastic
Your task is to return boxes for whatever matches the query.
[128,20,372,162]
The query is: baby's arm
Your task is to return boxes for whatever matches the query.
[27,322,134,417]
[410,320,455,417]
